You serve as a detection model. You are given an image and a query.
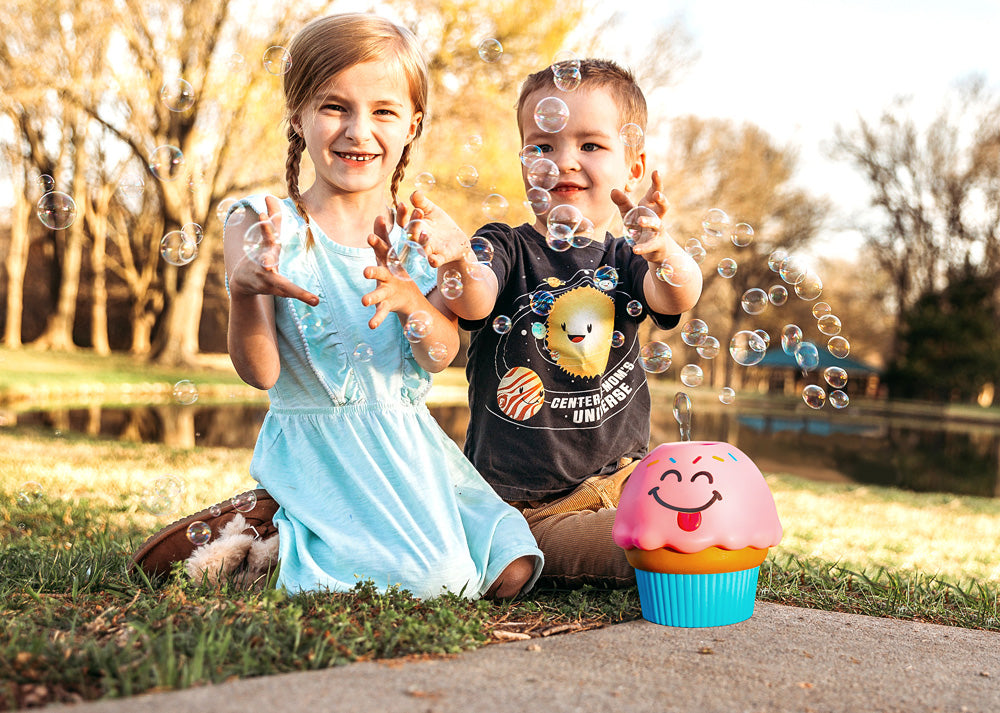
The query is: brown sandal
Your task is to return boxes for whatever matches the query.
[130,488,280,578]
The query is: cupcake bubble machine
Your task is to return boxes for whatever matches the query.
[613,439,783,627]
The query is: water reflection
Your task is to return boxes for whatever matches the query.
[5,401,1000,499]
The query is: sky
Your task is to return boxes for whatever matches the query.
[631,0,1000,257]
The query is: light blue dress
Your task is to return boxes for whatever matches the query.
[231,196,543,599]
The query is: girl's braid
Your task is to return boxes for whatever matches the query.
[285,127,314,248]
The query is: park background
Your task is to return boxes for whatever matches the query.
[1,0,999,708]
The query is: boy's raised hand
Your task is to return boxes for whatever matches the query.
[610,169,676,265]
[228,194,319,306]
[408,191,472,268]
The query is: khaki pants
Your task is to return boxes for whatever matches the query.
[508,459,638,586]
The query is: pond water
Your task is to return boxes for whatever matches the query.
[7,399,1000,499]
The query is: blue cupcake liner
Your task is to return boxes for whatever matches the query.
[634,566,760,627]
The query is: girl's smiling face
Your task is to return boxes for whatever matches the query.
[294,60,422,199]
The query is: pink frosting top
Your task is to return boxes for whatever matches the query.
[613,441,782,553]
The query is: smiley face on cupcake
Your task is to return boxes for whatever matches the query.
[614,441,782,556]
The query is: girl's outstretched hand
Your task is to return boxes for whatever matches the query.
[362,224,424,330]
[228,195,319,306]
[408,191,472,268]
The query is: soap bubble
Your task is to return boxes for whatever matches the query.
[622,205,659,247]
[768,249,788,272]
[531,322,546,339]
[440,280,463,300]
[779,255,808,285]
[534,96,570,133]
[182,222,204,244]
[552,50,580,71]
[696,336,720,359]
[626,300,642,317]
[216,198,237,223]
[547,204,582,249]
[118,174,145,200]
[142,475,184,516]
[36,192,77,230]
[594,266,618,291]
[828,336,851,358]
[263,46,291,75]
[731,222,754,247]
[493,315,512,334]
[160,231,198,266]
[553,67,582,92]
[719,387,736,405]
[830,390,850,409]
[611,331,625,347]
[160,78,195,112]
[300,309,324,339]
[655,253,698,286]
[526,187,552,215]
[571,217,595,248]
[172,379,199,404]
[818,314,842,335]
[802,385,826,409]
[619,123,644,149]
[639,342,672,373]
[414,172,436,192]
[530,290,555,315]
[781,324,803,355]
[403,219,428,244]
[37,174,55,193]
[227,53,246,72]
[811,302,832,318]
[427,342,449,362]
[684,240,706,264]
[482,193,509,220]
[232,490,257,512]
[681,319,708,346]
[243,219,280,268]
[729,330,767,366]
[794,271,823,300]
[741,288,768,315]
[754,329,771,349]
[463,134,483,154]
[466,236,493,265]
[701,208,731,244]
[717,258,738,278]
[794,342,820,373]
[520,147,545,170]
[387,240,427,280]
[209,503,222,517]
[148,145,185,181]
[527,158,559,189]
[768,285,788,306]
[478,38,503,63]
[824,366,848,389]
[404,311,432,343]
[186,521,211,546]
[456,165,479,188]
[352,343,373,362]
[680,363,704,387]
[16,481,43,505]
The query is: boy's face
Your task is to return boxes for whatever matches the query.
[519,85,645,239]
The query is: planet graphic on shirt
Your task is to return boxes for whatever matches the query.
[545,285,614,378]
[496,366,545,421]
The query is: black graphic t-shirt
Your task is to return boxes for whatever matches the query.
[459,222,681,500]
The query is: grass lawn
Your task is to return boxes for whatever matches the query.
[1,349,998,709]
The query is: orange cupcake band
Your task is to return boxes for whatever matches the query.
[625,546,769,575]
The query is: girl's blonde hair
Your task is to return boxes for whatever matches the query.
[283,13,428,247]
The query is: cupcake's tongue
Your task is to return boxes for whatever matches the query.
[677,511,702,532]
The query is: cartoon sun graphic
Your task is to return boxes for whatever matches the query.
[545,285,614,378]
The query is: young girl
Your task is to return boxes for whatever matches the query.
[198,13,541,598]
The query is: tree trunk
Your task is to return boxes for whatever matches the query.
[3,190,31,348]
[152,234,215,366]
[88,188,112,355]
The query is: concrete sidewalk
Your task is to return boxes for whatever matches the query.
[45,603,998,713]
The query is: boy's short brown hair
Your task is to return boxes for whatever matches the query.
[516,58,647,149]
